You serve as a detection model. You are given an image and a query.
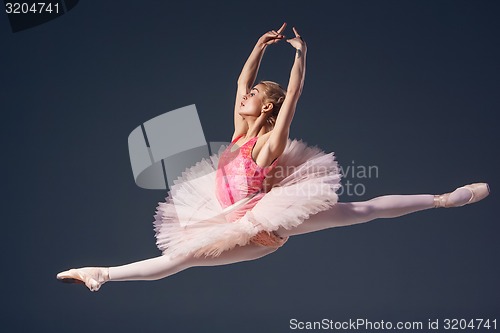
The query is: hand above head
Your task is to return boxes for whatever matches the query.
[258,22,287,45]
[286,26,306,50]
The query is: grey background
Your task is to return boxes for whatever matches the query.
[1,1,498,332]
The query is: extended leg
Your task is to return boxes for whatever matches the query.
[278,183,489,237]
[278,194,435,237]
[57,243,277,291]
[109,243,276,281]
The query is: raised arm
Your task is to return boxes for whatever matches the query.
[233,23,287,139]
[268,27,307,154]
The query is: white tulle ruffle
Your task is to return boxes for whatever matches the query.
[153,138,342,258]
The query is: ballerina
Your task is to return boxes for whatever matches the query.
[57,23,490,292]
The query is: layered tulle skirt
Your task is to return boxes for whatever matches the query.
[153,138,342,258]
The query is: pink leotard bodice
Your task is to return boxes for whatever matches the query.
[215,134,279,209]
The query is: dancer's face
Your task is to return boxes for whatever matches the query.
[238,84,268,117]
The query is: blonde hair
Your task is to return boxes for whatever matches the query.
[258,80,286,128]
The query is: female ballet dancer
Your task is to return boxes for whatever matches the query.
[57,23,490,292]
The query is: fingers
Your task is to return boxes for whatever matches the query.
[276,22,287,34]
[266,28,285,42]
[273,30,284,39]
[264,23,302,46]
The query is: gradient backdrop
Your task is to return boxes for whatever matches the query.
[1,1,498,332]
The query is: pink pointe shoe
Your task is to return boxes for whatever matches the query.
[434,183,490,208]
[56,267,109,292]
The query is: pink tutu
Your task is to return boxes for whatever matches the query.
[153,138,342,258]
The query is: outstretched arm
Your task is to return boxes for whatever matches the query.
[268,27,307,155]
[233,23,287,140]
